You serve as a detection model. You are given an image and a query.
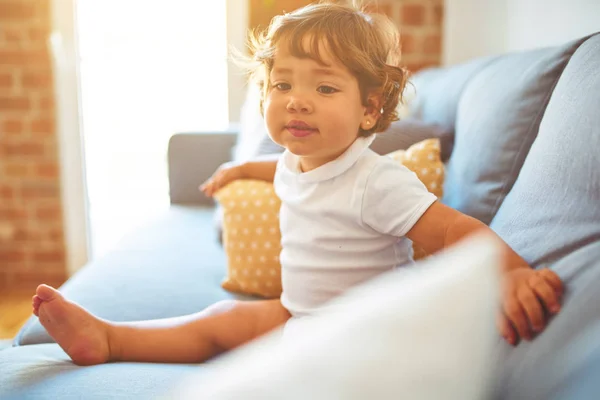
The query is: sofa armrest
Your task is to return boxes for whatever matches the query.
[168,129,238,205]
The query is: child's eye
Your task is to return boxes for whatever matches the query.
[317,85,338,94]
[273,83,291,91]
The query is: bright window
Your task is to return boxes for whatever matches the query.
[77,1,229,258]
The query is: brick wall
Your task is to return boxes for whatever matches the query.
[249,0,443,73]
[0,0,66,289]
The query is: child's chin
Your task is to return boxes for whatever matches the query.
[285,144,315,157]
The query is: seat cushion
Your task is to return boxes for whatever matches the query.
[0,344,201,400]
[491,243,600,400]
[444,35,591,225]
[489,34,600,400]
[15,206,256,346]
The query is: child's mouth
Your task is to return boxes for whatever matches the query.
[286,120,317,138]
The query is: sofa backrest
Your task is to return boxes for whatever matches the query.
[413,33,600,400]
[494,34,600,400]
[410,34,594,225]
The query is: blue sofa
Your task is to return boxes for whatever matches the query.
[1,33,599,399]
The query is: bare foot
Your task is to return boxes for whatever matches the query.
[33,284,112,366]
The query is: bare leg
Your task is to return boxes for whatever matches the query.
[33,284,291,366]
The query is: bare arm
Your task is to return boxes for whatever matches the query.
[407,201,563,345]
[201,159,278,197]
[240,160,278,182]
[407,201,528,272]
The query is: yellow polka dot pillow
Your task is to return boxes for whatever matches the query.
[215,181,283,298]
[215,138,444,298]
[386,138,445,260]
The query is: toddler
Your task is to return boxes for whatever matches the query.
[34,2,562,366]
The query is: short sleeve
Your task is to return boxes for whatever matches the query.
[361,158,437,237]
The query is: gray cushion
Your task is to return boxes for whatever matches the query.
[15,206,256,346]
[369,118,454,161]
[409,56,497,131]
[0,344,200,399]
[168,131,237,206]
[490,33,600,267]
[489,34,600,400]
[444,36,591,224]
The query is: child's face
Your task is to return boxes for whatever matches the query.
[264,38,372,172]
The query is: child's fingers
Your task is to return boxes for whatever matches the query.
[496,313,518,346]
[528,274,561,314]
[538,268,563,296]
[516,286,545,332]
[201,181,215,197]
[503,298,532,341]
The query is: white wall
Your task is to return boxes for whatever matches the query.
[444,0,600,66]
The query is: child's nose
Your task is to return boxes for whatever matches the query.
[286,96,313,113]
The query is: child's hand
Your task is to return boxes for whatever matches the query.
[497,267,563,346]
[200,163,245,197]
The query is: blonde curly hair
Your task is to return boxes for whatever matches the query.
[238,1,408,136]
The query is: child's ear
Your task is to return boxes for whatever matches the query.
[361,93,383,130]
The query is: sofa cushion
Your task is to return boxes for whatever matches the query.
[0,343,201,400]
[409,56,497,132]
[490,33,600,268]
[444,35,591,225]
[549,321,600,400]
[492,243,600,400]
[489,33,600,400]
[370,118,454,161]
[15,206,256,346]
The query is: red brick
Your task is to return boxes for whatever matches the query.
[13,227,39,241]
[0,96,30,111]
[34,0,51,22]
[2,118,24,134]
[35,162,59,178]
[36,204,62,220]
[48,228,64,243]
[1,142,45,157]
[22,71,52,88]
[402,4,426,26]
[31,118,54,136]
[38,95,53,110]
[21,183,59,200]
[0,250,26,263]
[0,26,24,43]
[401,32,420,55]
[0,2,37,20]
[433,4,444,26]
[0,72,14,88]
[0,185,14,199]
[0,50,50,66]
[29,27,49,42]
[0,207,27,221]
[4,161,31,178]
[424,34,441,55]
[34,250,65,263]
[11,270,66,290]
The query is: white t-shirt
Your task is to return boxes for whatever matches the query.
[274,135,437,317]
